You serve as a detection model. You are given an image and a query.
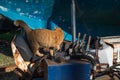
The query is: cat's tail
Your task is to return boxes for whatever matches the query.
[14,20,31,33]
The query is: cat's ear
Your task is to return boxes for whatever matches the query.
[54,26,56,29]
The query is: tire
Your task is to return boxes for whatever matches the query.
[70,54,96,80]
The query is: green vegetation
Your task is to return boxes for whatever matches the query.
[0,32,18,41]
[0,54,14,67]
[0,31,19,67]
[0,31,19,80]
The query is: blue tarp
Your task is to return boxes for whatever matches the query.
[0,0,120,41]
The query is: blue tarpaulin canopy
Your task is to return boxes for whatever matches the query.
[0,0,120,41]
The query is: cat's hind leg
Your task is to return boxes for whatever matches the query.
[50,49,54,57]
[32,44,44,57]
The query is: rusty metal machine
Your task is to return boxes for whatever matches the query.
[11,33,92,80]
[11,32,120,80]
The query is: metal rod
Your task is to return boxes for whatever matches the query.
[79,34,86,47]
[71,0,76,42]
[86,35,91,52]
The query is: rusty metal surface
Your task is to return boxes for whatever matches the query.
[101,36,120,48]
[0,64,17,73]
[11,36,34,74]
[10,34,120,80]
[11,40,29,72]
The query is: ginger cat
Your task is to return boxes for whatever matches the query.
[14,20,64,57]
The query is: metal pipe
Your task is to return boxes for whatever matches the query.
[71,0,76,42]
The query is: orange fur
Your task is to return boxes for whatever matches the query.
[14,20,64,57]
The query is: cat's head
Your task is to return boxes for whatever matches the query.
[54,27,62,32]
